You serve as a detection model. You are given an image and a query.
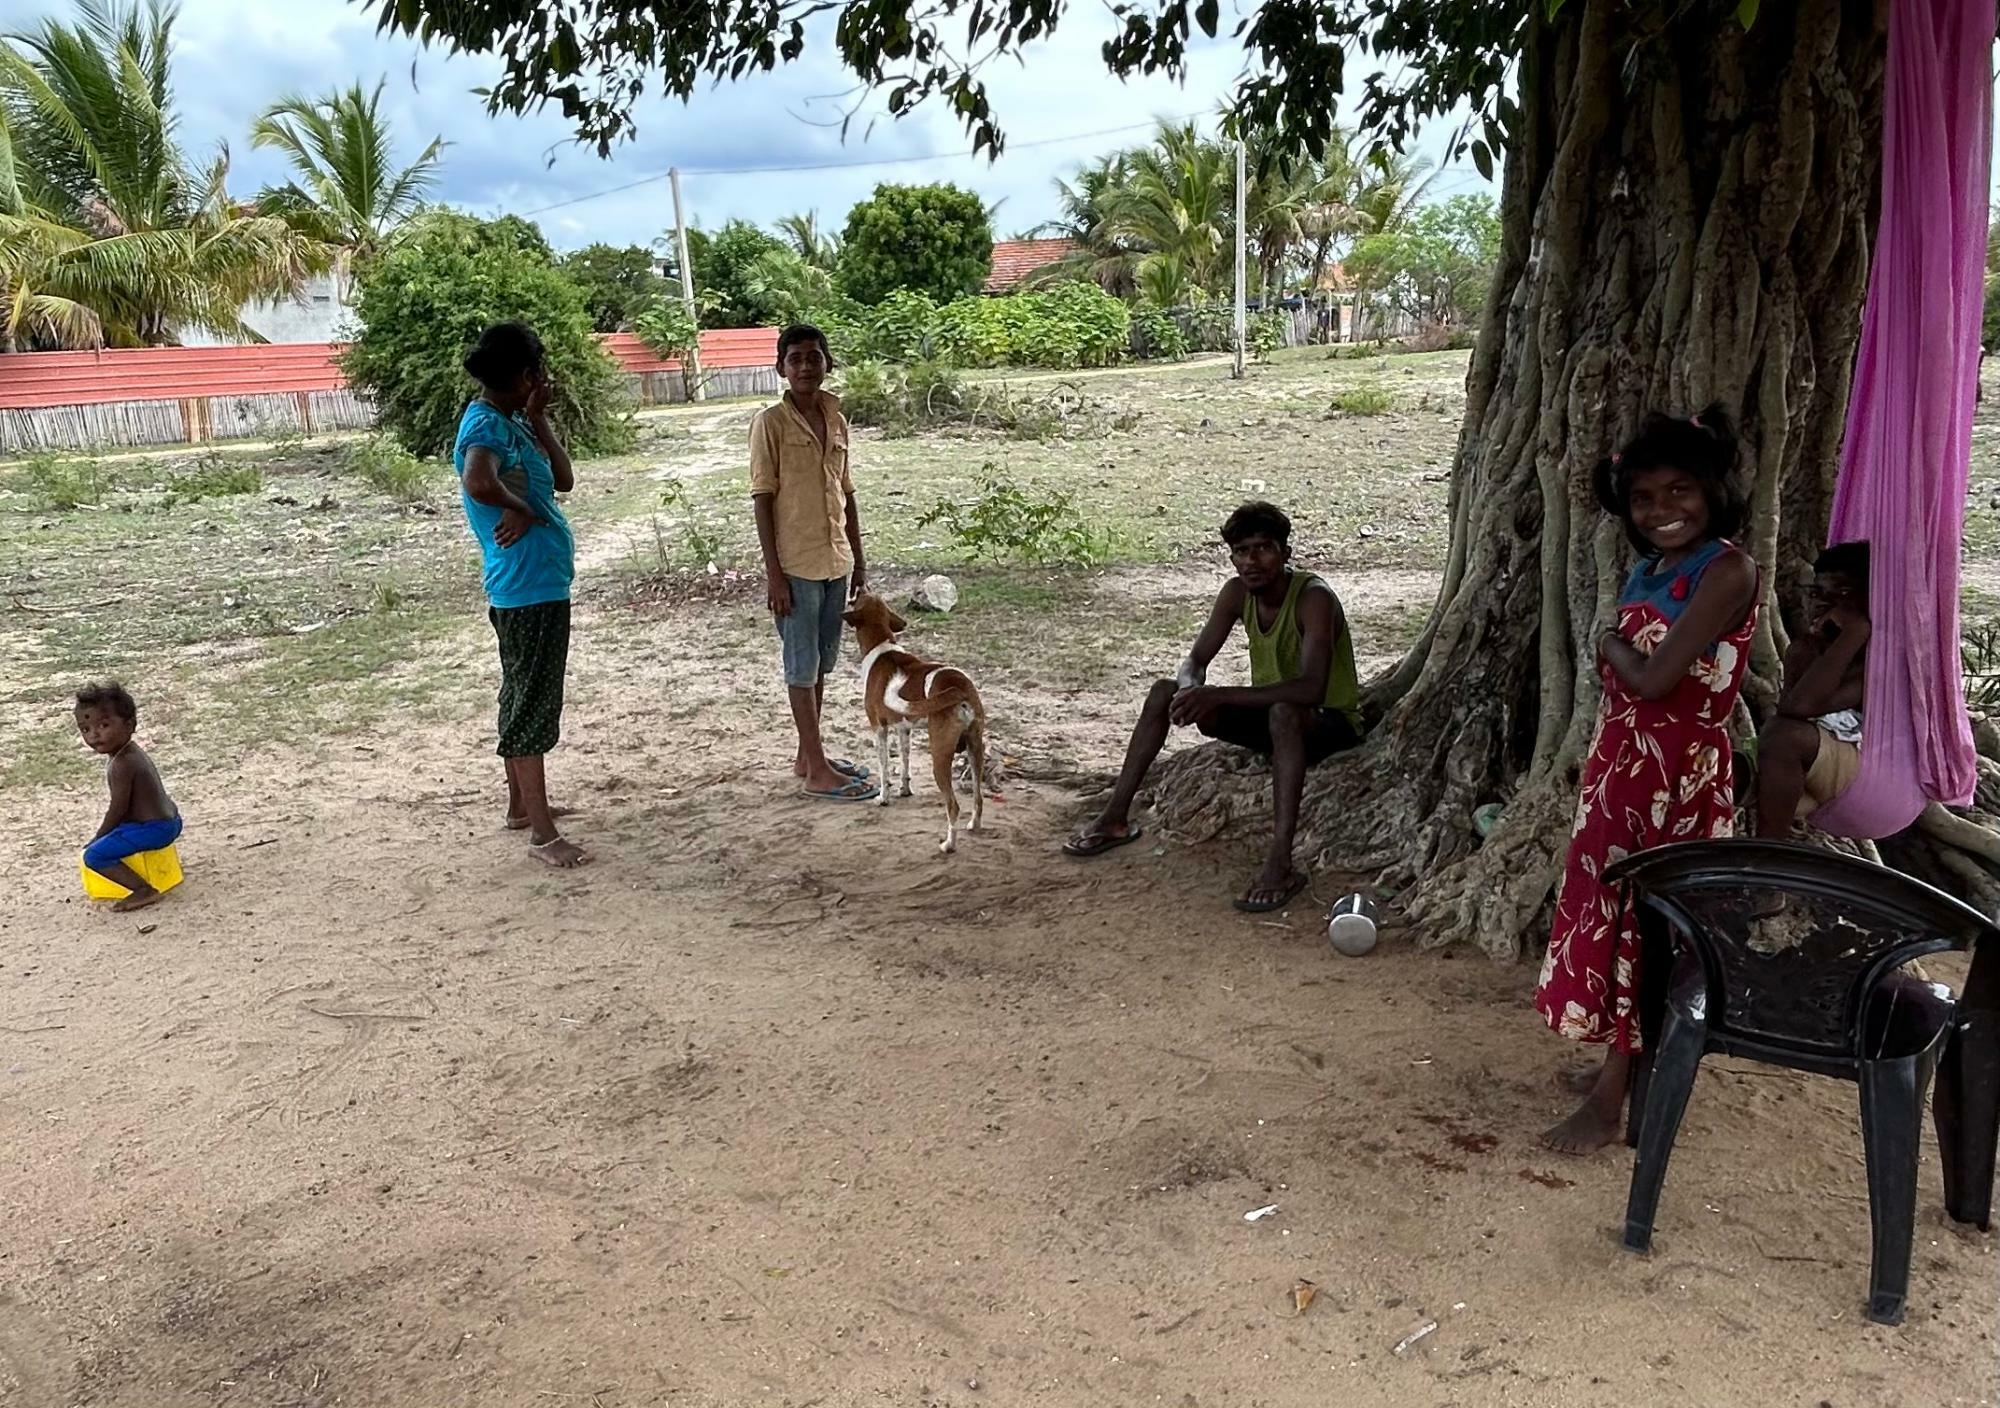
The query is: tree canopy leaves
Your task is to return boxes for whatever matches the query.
[836,182,992,307]
[357,0,1535,161]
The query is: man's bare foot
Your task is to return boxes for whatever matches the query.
[1540,1101,1625,1155]
[113,887,164,914]
[528,836,590,868]
[504,805,576,831]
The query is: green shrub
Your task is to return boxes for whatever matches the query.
[1331,386,1395,416]
[918,470,1113,565]
[13,453,111,509]
[347,435,442,502]
[838,361,913,434]
[863,290,939,363]
[837,183,993,307]
[163,457,261,506]
[341,214,633,458]
[1250,310,1287,362]
[1328,342,1385,360]
[1134,304,1190,362]
[906,360,969,420]
[656,478,726,569]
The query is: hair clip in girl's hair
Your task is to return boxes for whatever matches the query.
[1689,414,1704,429]
[1611,452,1623,465]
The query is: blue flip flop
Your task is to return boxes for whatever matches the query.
[828,758,872,779]
[803,775,880,802]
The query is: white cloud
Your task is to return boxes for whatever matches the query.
[11,0,1496,250]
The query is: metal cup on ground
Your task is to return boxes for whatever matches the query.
[1327,894,1380,956]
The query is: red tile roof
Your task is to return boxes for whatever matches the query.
[984,238,1078,293]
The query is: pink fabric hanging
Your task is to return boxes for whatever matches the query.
[1810,0,1988,838]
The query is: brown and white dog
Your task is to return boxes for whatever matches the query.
[843,592,988,853]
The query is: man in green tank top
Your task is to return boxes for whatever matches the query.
[1063,501,1365,912]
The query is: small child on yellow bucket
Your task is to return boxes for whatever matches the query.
[76,682,181,913]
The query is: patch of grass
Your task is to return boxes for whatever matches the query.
[0,721,92,790]
[347,435,443,503]
[1331,386,1395,416]
[8,453,114,509]
[162,457,262,507]
[209,605,468,750]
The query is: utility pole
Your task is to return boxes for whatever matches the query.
[1232,138,1247,380]
[669,167,705,402]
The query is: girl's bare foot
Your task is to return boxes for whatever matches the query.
[1554,1065,1600,1096]
[113,887,164,914]
[505,805,576,831]
[1541,1048,1631,1155]
[528,837,590,868]
[1540,1101,1624,1155]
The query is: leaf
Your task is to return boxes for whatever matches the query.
[1195,0,1219,37]
[1471,140,1493,182]
[1735,0,1760,27]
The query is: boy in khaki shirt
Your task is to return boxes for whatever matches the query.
[750,324,878,800]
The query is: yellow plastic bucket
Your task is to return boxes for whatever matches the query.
[81,842,184,901]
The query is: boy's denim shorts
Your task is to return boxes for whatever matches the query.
[776,574,849,687]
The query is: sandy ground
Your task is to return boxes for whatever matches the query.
[4,574,1997,1408]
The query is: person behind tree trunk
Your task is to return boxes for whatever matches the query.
[1754,542,1871,836]
[454,321,588,868]
[1062,500,1365,911]
[1536,407,1760,1155]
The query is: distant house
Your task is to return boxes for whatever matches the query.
[984,238,1078,294]
[180,272,352,348]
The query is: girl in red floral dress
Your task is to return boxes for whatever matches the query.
[1537,407,1760,1154]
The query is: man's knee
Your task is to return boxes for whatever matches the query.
[1143,678,1177,714]
[1268,701,1311,738]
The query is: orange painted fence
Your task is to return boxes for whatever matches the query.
[0,328,779,410]
[0,327,781,452]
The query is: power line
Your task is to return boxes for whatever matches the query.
[520,112,1206,216]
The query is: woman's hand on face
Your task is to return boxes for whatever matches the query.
[525,373,554,422]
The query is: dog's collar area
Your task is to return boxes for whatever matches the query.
[856,640,898,680]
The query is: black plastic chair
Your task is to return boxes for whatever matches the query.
[1604,839,2000,1326]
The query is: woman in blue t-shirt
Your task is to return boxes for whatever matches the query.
[453,322,588,868]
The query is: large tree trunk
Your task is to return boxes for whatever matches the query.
[1156,0,1888,957]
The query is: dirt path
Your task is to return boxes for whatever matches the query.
[3,583,1994,1408]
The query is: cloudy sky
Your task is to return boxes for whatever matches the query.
[13,0,1494,253]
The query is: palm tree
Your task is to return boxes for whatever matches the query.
[1028,152,1141,296]
[251,80,445,267]
[0,0,329,349]
[774,211,840,270]
[1105,122,1232,295]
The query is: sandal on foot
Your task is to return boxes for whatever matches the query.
[1233,871,1311,914]
[803,776,880,802]
[1063,825,1144,858]
[828,758,871,780]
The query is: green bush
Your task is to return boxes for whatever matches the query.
[13,453,111,509]
[837,361,913,434]
[346,434,443,502]
[561,243,669,332]
[1331,386,1394,416]
[917,470,1113,565]
[1250,310,1287,362]
[162,457,261,506]
[927,283,1130,369]
[862,290,940,363]
[1133,304,1190,362]
[838,183,993,307]
[342,214,632,458]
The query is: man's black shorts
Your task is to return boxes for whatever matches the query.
[1197,703,1361,765]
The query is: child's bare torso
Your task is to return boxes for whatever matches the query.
[114,744,178,823]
